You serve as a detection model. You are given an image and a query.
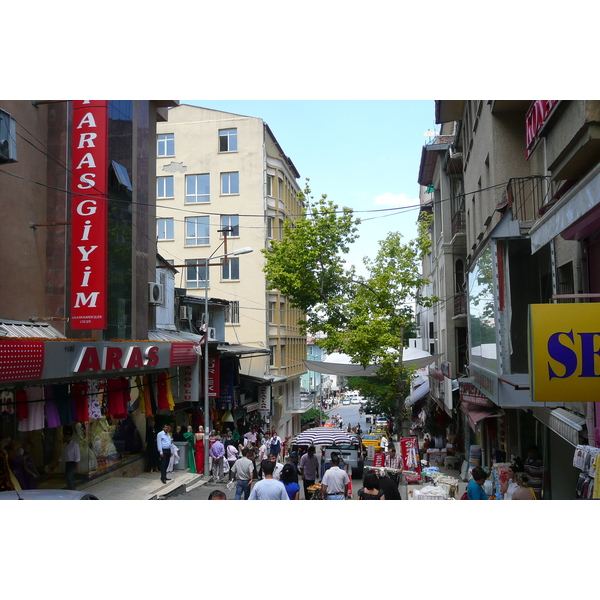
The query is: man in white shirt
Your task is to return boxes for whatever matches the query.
[263,453,283,480]
[321,453,349,499]
[379,434,389,454]
[231,447,254,500]
[157,424,172,484]
[59,427,81,490]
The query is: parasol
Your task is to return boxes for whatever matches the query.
[291,427,360,447]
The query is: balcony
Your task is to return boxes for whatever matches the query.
[288,396,315,413]
[496,175,551,224]
[453,292,467,316]
[451,210,466,238]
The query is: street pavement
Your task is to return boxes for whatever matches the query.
[75,401,467,500]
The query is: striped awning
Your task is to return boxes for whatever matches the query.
[460,402,504,433]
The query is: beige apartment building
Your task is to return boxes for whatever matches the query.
[156,104,307,439]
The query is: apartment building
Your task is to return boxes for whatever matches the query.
[155,104,307,440]
[429,100,600,499]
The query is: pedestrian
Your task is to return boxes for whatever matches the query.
[500,464,522,500]
[248,459,289,500]
[145,417,160,474]
[226,440,239,480]
[58,427,81,490]
[357,471,385,500]
[511,471,537,500]
[263,452,284,480]
[467,466,489,500]
[379,433,389,454]
[270,431,282,461]
[208,490,227,500]
[280,463,301,500]
[384,446,402,484]
[376,467,401,500]
[210,435,225,479]
[231,447,254,500]
[157,423,172,484]
[288,451,300,476]
[299,445,320,499]
[321,453,349,500]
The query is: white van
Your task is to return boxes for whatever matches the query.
[322,443,364,478]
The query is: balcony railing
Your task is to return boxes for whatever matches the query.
[454,292,467,316]
[451,210,466,237]
[496,175,551,222]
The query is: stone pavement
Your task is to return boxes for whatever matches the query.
[78,468,208,500]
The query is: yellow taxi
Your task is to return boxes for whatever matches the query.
[361,429,390,453]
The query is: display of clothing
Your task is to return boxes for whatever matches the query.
[17,387,45,432]
[183,430,197,473]
[88,380,102,419]
[573,445,600,499]
[167,443,179,472]
[44,386,61,428]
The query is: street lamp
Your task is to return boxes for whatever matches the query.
[200,244,253,478]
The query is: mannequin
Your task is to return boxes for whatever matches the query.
[183,426,197,473]
[194,426,205,475]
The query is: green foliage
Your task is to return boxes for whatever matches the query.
[262,180,438,417]
[301,407,328,425]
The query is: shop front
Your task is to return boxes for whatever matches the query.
[0,337,198,491]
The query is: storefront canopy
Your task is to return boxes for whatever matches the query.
[303,348,440,377]
[405,380,430,407]
[460,401,504,433]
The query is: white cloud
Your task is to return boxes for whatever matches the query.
[373,192,417,207]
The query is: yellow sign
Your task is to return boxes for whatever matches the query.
[529,304,600,402]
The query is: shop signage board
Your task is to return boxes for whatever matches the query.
[373,452,386,467]
[525,100,559,159]
[460,380,493,407]
[178,359,200,404]
[70,100,109,330]
[399,436,422,482]
[529,303,600,402]
[0,340,197,383]
[258,385,271,414]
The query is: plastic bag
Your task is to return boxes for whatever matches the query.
[227,479,235,491]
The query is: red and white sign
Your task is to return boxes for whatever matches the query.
[399,436,422,482]
[459,381,493,407]
[525,100,559,159]
[373,452,386,467]
[0,341,45,382]
[70,100,109,329]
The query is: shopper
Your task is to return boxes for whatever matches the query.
[231,447,254,500]
[280,463,301,500]
[357,471,385,500]
[511,471,537,500]
[299,445,320,499]
[157,423,172,484]
[467,466,489,500]
[321,454,349,500]
[248,459,289,500]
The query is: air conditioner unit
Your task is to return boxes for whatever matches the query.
[0,109,17,164]
[180,305,192,320]
[207,327,217,341]
[148,282,165,306]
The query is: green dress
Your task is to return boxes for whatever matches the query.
[183,431,197,474]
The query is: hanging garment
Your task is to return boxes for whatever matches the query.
[0,390,14,416]
[72,381,90,422]
[87,380,102,419]
[166,375,175,411]
[121,378,131,408]
[44,386,61,428]
[17,387,45,432]
[106,379,127,419]
[156,373,169,411]
[16,389,28,421]
[134,377,145,414]
[53,384,72,426]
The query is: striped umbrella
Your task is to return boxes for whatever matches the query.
[291,427,360,447]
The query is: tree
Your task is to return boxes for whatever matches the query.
[262,181,437,418]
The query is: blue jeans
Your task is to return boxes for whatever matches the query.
[235,479,251,500]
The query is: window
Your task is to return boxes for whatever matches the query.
[157,218,174,240]
[186,174,210,204]
[186,260,209,289]
[278,178,283,199]
[226,300,240,324]
[185,216,210,246]
[267,175,274,197]
[157,133,174,156]
[220,215,239,237]
[219,128,237,152]
[268,301,276,323]
[269,345,276,366]
[222,257,240,280]
[157,176,174,199]
[221,172,239,195]
[267,216,274,239]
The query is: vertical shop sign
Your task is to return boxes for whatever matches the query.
[70,100,109,330]
[258,385,271,415]
[207,355,220,397]
[399,436,422,482]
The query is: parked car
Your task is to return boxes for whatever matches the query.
[342,398,351,405]
[323,443,364,478]
[351,397,361,405]
[375,416,390,429]
[0,489,99,500]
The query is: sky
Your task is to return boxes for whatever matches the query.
[183,99,437,275]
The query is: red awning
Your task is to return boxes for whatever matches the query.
[460,402,503,433]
